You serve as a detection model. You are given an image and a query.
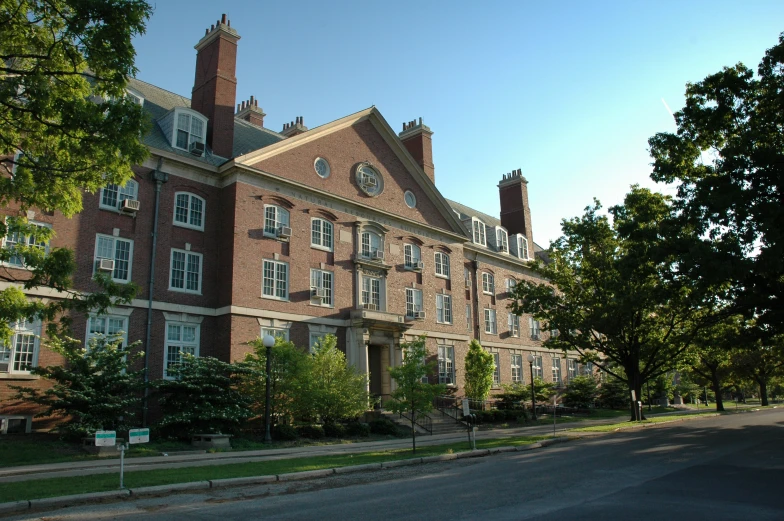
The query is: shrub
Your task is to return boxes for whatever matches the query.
[297,425,325,439]
[273,424,298,441]
[563,375,600,408]
[323,422,346,438]
[504,409,521,421]
[492,409,506,422]
[344,422,371,437]
[369,418,399,436]
[481,410,496,423]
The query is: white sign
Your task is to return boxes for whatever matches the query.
[95,430,116,447]
[462,398,470,417]
[128,428,150,444]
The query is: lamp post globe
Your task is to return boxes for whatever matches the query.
[262,334,275,443]
[527,353,537,421]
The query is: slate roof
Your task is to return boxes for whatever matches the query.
[127,78,284,165]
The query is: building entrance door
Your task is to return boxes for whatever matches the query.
[368,344,383,400]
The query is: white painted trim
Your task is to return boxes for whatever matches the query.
[405,330,469,342]
[162,312,204,324]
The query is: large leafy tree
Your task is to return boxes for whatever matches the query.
[463,339,494,401]
[731,341,784,406]
[510,187,724,420]
[0,0,151,340]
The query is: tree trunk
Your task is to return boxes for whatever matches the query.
[411,413,416,453]
[627,378,644,421]
[759,380,769,406]
[711,373,724,412]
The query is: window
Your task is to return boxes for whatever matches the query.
[261,327,289,342]
[511,354,522,383]
[94,234,133,283]
[169,249,202,294]
[567,359,578,381]
[492,352,500,386]
[472,219,486,246]
[0,320,40,374]
[484,308,497,334]
[357,164,383,196]
[310,269,333,306]
[360,231,383,258]
[173,109,206,151]
[404,190,417,208]
[309,333,327,353]
[529,317,541,340]
[3,221,49,268]
[518,235,530,260]
[508,313,520,337]
[262,259,288,300]
[532,355,543,379]
[314,157,330,178]
[581,362,594,376]
[551,328,560,339]
[311,218,333,251]
[436,294,452,324]
[86,315,128,349]
[173,192,205,230]
[434,252,450,278]
[465,304,472,331]
[497,228,508,253]
[438,345,455,385]
[552,357,562,385]
[361,275,382,310]
[165,322,199,378]
[405,288,423,317]
[464,267,471,289]
[482,272,495,294]
[100,179,138,211]
[506,278,516,295]
[404,243,421,269]
[264,205,290,237]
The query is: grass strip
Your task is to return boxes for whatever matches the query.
[567,412,718,433]
[0,436,547,502]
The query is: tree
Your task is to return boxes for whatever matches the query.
[0,1,151,342]
[598,374,630,410]
[731,341,784,406]
[296,335,372,424]
[155,355,257,438]
[562,375,599,409]
[386,336,446,453]
[11,333,144,439]
[510,187,724,420]
[463,339,494,401]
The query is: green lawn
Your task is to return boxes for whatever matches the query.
[567,412,719,432]
[0,436,547,502]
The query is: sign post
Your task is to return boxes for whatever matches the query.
[115,428,151,489]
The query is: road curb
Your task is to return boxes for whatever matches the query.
[0,501,29,515]
[28,490,130,511]
[381,458,422,468]
[333,463,382,474]
[209,475,277,488]
[277,468,335,482]
[130,481,210,496]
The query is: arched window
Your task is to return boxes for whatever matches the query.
[172,108,207,152]
[404,243,421,269]
[472,219,486,246]
[311,218,333,251]
[360,231,383,258]
[434,251,450,278]
[264,205,290,238]
[173,192,205,230]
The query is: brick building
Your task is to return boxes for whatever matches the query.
[0,15,591,423]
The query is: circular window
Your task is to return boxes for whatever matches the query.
[404,190,417,208]
[355,163,384,197]
[314,157,330,178]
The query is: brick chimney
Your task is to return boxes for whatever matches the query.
[236,96,265,127]
[499,169,534,250]
[399,118,434,184]
[191,14,240,158]
[281,117,308,138]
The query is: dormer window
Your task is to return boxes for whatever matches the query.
[496,228,509,253]
[517,235,530,260]
[126,89,144,107]
[173,108,206,152]
[472,219,486,246]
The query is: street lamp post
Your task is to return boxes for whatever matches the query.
[262,334,275,443]
[527,354,537,421]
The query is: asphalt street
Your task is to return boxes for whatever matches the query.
[7,408,784,521]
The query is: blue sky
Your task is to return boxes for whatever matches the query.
[132,1,784,246]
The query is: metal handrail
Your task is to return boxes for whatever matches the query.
[399,411,432,434]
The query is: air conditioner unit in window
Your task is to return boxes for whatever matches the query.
[414,261,425,270]
[98,258,115,272]
[414,311,426,320]
[371,250,384,261]
[189,141,205,156]
[465,278,471,289]
[0,362,9,372]
[311,287,329,301]
[277,226,292,239]
[363,303,378,311]
[120,199,140,212]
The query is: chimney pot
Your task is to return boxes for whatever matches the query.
[221,13,227,24]
[419,117,423,125]
[205,28,209,35]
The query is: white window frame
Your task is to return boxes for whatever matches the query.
[511,353,522,383]
[436,294,452,324]
[264,205,290,238]
[172,108,207,152]
[310,268,334,307]
[482,272,495,295]
[492,352,501,387]
[169,248,203,294]
[93,234,134,283]
[2,219,50,268]
[496,228,509,253]
[361,274,383,310]
[173,192,205,231]
[438,345,455,385]
[262,259,289,301]
[567,359,578,381]
[472,219,486,246]
[86,314,129,350]
[309,332,328,353]
[405,288,423,317]
[164,321,200,379]
[518,235,530,260]
[466,304,472,331]
[506,278,516,295]
[552,357,562,385]
[533,355,544,379]
[360,231,383,258]
[261,327,290,342]
[99,179,139,212]
[311,218,334,252]
[508,313,520,337]
[529,317,541,340]
[484,308,497,335]
[434,252,450,279]
[0,319,41,374]
[404,243,421,269]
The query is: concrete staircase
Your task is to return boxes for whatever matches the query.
[383,410,466,436]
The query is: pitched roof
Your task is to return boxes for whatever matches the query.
[127,78,284,165]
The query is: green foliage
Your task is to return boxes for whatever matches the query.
[322,422,346,438]
[562,375,599,408]
[155,355,258,438]
[344,421,371,437]
[368,418,400,436]
[11,333,144,439]
[272,424,298,441]
[463,339,495,401]
[598,375,629,409]
[297,424,325,440]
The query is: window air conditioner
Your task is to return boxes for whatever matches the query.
[414,311,426,320]
[98,258,115,272]
[121,199,140,212]
[364,303,378,311]
[311,287,329,300]
[0,362,9,372]
[414,261,424,270]
[372,250,384,261]
[189,141,205,156]
[277,226,292,239]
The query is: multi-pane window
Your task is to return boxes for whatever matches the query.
[264,205,290,237]
[262,259,288,300]
[511,354,522,383]
[434,252,450,278]
[169,249,202,294]
[165,322,199,378]
[482,272,495,294]
[518,235,530,260]
[484,308,497,334]
[532,355,544,379]
[0,320,40,373]
[529,317,541,339]
[581,362,594,376]
[438,345,455,385]
[466,304,472,331]
[87,315,128,349]
[94,234,133,283]
[567,359,578,381]
[472,219,486,246]
[497,229,508,253]
[552,357,562,385]
[310,269,333,306]
[508,313,520,337]
[100,179,138,210]
[360,231,383,257]
[405,288,423,317]
[436,294,452,324]
[174,192,205,230]
[3,221,49,267]
[464,267,471,289]
[311,218,333,250]
[361,275,381,309]
[309,333,327,353]
[174,110,205,151]
[261,327,289,342]
[506,278,516,295]
[404,243,421,269]
[492,352,500,386]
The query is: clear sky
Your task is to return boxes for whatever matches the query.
[132,1,784,246]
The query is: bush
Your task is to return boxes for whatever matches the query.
[344,422,371,437]
[323,422,346,438]
[481,410,496,423]
[297,425,325,439]
[492,409,506,422]
[369,418,399,436]
[273,424,298,441]
[563,375,599,408]
[504,409,521,421]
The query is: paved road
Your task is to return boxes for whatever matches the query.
[8,409,784,520]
